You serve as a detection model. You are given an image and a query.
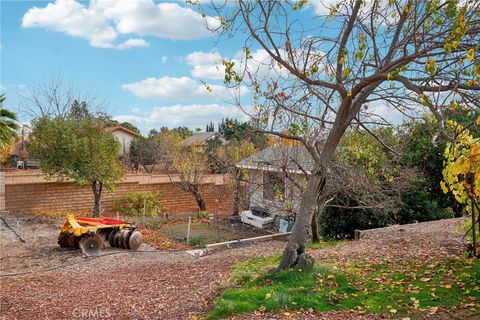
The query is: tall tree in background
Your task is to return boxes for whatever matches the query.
[0,94,19,148]
[69,100,91,119]
[119,122,141,134]
[206,121,215,132]
[206,0,480,269]
[219,118,268,148]
[171,126,193,139]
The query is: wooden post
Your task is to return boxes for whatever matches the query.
[142,196,147,224]
[187,216,192,245]
[472,199,477,257]
[354,229,361,240]
[467,172,477,257]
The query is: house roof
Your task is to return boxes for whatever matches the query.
[183,132,227,146]
[237,146,315,174]
[108,125,140,138]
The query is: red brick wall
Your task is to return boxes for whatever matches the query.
[4,173,237,216]
[0,172,5,211]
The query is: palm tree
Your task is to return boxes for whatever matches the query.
[0,94,20,147]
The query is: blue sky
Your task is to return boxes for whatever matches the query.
[1,0,406,134]
[1,0,287,133]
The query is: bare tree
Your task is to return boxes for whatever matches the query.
[239,136,415,242]
[20,74,106,119]
[158,131,210,212]
[205,0,480,269]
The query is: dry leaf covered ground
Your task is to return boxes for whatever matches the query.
[0,212,476,320]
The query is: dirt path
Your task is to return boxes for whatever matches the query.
[0,212,285,319]
[0,213,473,320]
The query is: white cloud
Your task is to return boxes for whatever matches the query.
[114,104,248,132]
[22,0,219,49]
[22,0,119,49]
[122,76,248,100]
[361,100,421,125]
[309,0,342,15]
[186,51,221,66]
[96,0,219,40]
[186,51,223,80]
[309,0,402,25]
[185,48,288,81]
[161,56,169,63]
[116,38,149,50]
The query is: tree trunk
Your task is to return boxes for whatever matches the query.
[92,181,103,217]
[278,99,355,270]
[193,191,207,211]
[279,169,327,270]
[311,206,321,243]
[312,200,328,242]
[142,164,154,173]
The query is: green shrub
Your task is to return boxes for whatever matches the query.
[397,188,454,224]
[188,236,205,246]
[319,194,453,239]
[319,206,390,239]
[319,179,454,239]
[113,191,165,218]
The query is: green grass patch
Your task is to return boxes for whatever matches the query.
[207,256,480,319]
[305,239,343,250]
[161,222,233,245]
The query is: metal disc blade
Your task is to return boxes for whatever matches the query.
[99,229,113,247]
[79,236,102,256]
[113,231,122,248]
[128,231,143,250]
[120,230,129,249]
[58,232,67,247]
[124,230,133,250]
[108,229,116,247]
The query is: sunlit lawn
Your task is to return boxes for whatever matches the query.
[207,252,480,319]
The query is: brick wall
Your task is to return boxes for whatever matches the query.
[0,172,5,211]
[4,172,237,216]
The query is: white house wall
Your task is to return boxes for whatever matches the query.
[112,131,136,157]
[247,169,306,218]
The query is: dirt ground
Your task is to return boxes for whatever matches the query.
[0,212,477,320]
[0,211,285,320]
